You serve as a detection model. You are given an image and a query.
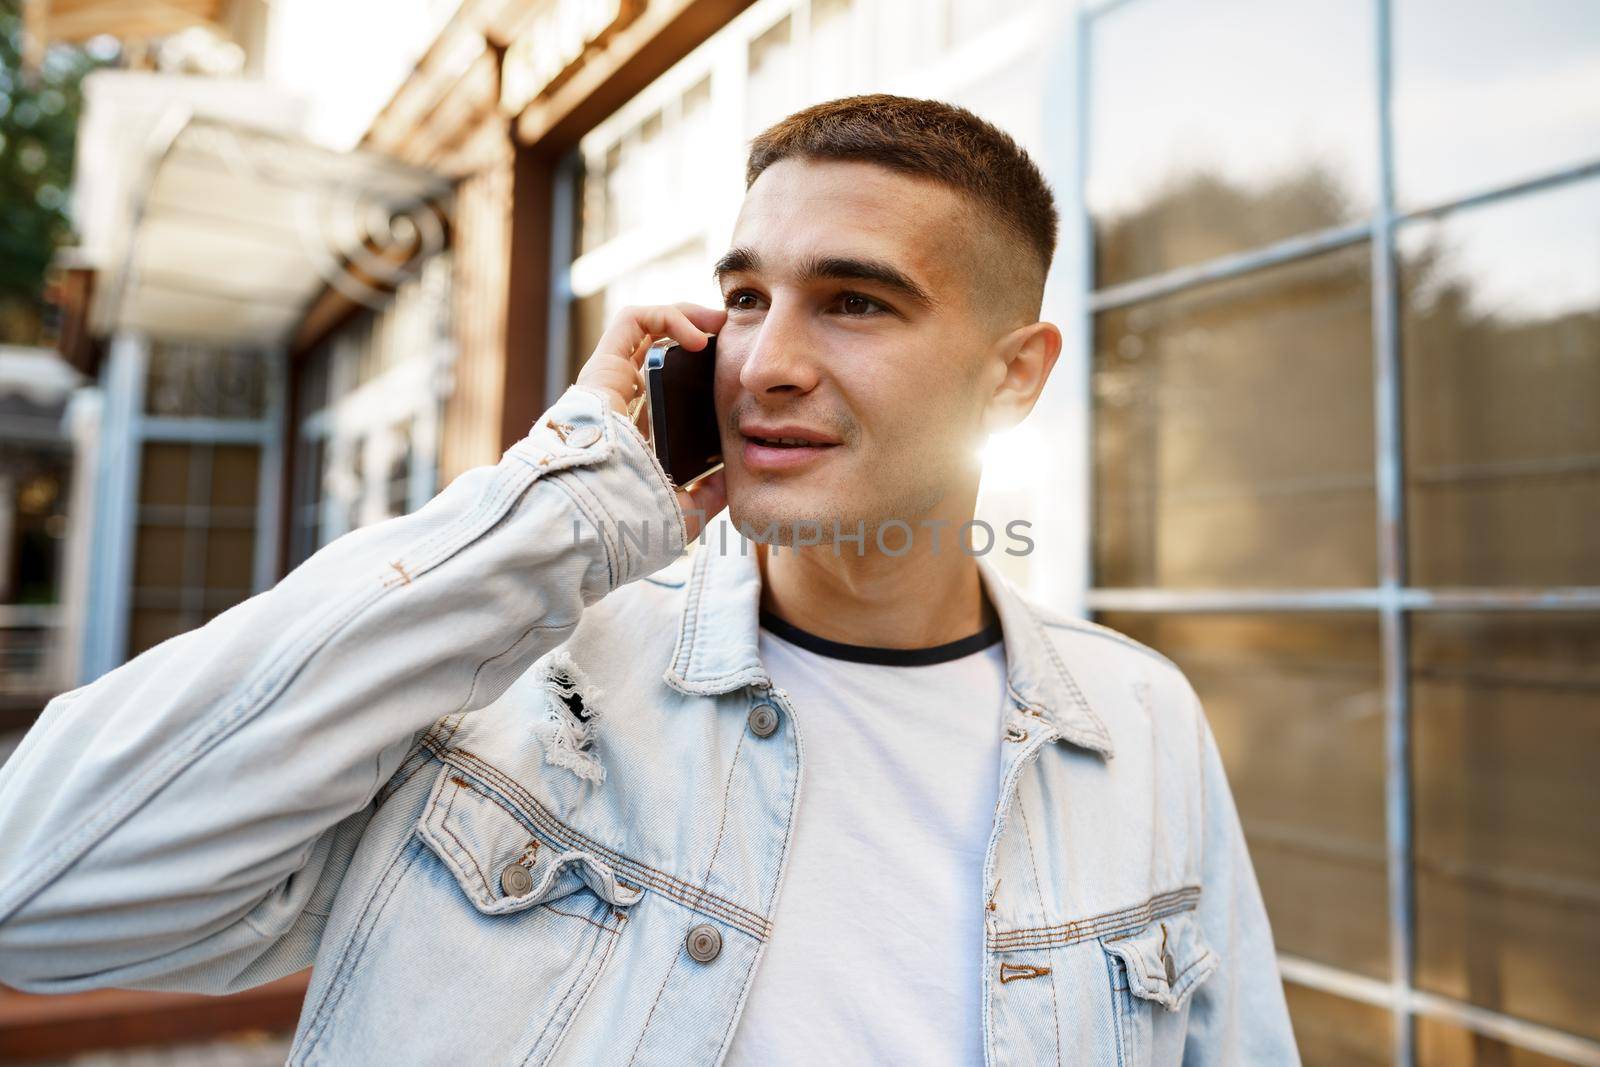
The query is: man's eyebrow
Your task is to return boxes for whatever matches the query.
[712,246,938,310]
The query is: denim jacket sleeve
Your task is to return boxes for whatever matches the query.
[0,384,688,995]
[1183,689,1303,1065]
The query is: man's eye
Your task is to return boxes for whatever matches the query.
[725,290,762,311]
[837,292,886,316]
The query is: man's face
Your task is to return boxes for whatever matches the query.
[712,158,999,545]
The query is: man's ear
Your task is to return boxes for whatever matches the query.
[982,321,1062,435]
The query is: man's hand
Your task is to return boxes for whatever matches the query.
[574,302,728,541]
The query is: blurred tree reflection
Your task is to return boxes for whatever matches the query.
[1093,161,1356,287]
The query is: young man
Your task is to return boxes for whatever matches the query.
[0,95,1299,1065]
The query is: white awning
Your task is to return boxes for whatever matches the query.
[99,113,453,346]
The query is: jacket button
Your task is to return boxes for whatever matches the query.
[567,425,601,449]
[747,703,779,738]
[686,923,722,963]
[1163,950,1178,985]
[500,863,534,897]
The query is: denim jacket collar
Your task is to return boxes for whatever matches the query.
[662,515,1114,759]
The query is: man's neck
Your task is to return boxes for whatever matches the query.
[754,522,997,650]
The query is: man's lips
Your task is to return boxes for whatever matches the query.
[738,423,841,446]
[740,432,840,471]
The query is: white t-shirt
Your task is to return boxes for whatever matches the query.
[723,608,1008,1066]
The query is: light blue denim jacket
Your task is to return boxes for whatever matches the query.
[0,384,1299,1065]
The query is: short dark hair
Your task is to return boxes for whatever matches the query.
[746,94,1059,288]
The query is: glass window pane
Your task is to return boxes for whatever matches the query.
[128,609,192,657]
[1412,612,1600,1042]
[1096,612,1390,978]
[1284,984,1392,1067]
[1394,0,1600,209]
[133,524,189,590]
[203,588,252,616]
[209,445,261,509]
[139,442,194,508]
[810,0,862,98]
[1087,0,1374,287]
[1399,178,1600,587]
[1093,246,1376,589]
[675,77,715,225]
[204,527,256,593]
[745,15,796,138]
[1417,1016,1580,1067]
[579,151,608,257]
[601,140,627,245]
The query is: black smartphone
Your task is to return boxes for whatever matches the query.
[644,334,723,488]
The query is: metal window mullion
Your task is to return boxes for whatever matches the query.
[1085,155,1600,316]
[138,416,274,444]
[184,443,213,629]
[1371,1,1415,1063]
[1279,956,1600,1067]
[1396,155,1600,225]
[1076,2,1095,618]
[1084,586,1600,613]
[1088,220,1372,312]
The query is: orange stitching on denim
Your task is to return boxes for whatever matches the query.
[998,886,1198,940]
[373,742,431,809]
[542,901,624,934]
[1015,801,1061,1055]
[424,738,770,939]
[438,778,489,898]
[445,748,756,928]
[700,724,746,891]
[999,962,1053,984]
[989,886,1201,951]
[626,951,678,1067]
[525,902,610,1060]
[995,893,1199,950]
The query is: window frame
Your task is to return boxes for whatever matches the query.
[1074,2,1600,1065]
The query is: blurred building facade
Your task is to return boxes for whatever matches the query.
[0,346,79,732]
[12,0,1599,1065]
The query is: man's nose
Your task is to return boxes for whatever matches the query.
[736,300,820,397]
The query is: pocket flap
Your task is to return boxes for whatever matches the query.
[416,770,645,916]
[1103,910,1218,1011]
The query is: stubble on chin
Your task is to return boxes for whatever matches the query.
[726,468,948,550]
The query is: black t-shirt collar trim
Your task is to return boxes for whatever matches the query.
[758,609,1004,666]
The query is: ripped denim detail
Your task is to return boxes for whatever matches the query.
[535,647,607,785]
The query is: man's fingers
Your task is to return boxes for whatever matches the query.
[574,301,725,421]
[595,304,722,370]
[676,468,727,542]
[673,302,727,337]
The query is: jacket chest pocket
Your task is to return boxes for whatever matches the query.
[294,767,644,1067]
[1102,907,1219,1067]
